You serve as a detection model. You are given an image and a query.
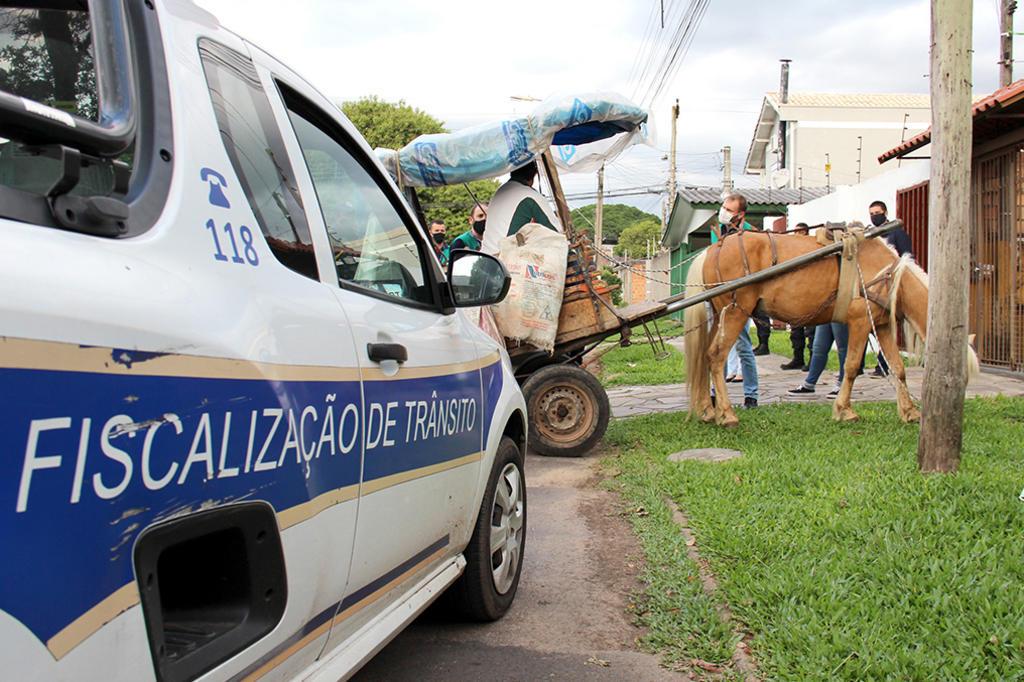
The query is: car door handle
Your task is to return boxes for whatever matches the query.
[367,343,408,364]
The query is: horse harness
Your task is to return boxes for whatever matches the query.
[711,226,779,309]
[709,225,899,326]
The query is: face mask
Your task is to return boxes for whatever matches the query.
[473,219,486,235]
[718,206,738,226]
[870,213,886,227]
[431,232,445,244]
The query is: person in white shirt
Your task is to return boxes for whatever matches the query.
[480,161,562,255]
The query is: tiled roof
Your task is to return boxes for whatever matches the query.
[765,92,931,109]
[678,186,829,206]
[878,79,1024,162]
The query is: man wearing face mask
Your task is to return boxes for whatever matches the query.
[866,200,912,377]
[480,160,561,256]
[709,192,760,408]
[429,220,449,266]
[869,200,911,256]
[448,202,489,254]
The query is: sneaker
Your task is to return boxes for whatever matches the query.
[787,385,815,394]
[753,345,770,356]
[780,357,804,370]
[743,397,758,409]
[870,366,887,378]
[828,385,840,397]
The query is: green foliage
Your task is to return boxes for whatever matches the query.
[605,397,1024,680]
[614,219,662,257]
[419,180,500,241]
[340,96,444,150]
[571,203,659,243]
[339,96,497,240]
[599,266,624,306]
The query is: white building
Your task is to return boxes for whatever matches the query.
[744,93,931,190]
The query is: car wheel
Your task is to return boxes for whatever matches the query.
[449,436,526,621]
[521,364,610,457]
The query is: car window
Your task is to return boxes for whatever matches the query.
[198,39,317,281]
[282,93,433,306]
[0,6,121,196]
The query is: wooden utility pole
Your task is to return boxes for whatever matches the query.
[918,0,973,473]
[539,151,576,236]
[665,98,679,229]
[1000,0,1016,87]
[595,164,605,247]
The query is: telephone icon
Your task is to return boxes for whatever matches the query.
[200,167,231,209]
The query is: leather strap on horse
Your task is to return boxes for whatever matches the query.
[831,227,865,323]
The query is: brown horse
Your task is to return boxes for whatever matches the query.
[683,230,979,427]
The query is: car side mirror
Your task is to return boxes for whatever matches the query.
[447,249,511,307]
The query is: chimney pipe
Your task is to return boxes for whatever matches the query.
[780,58,791,104]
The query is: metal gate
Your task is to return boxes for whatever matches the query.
[895,180,930,271]
[970,146,1023,373]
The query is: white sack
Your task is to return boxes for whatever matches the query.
[492,224,568,352]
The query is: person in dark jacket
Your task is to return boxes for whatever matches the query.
[866,200,912,377]
[448,202,488,254]
[870,200,912,256]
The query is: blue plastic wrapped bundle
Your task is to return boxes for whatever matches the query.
[375,92,649,188]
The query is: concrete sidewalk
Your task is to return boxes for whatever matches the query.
[608,341,1024,419]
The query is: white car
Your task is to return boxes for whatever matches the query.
[0,1,527,680]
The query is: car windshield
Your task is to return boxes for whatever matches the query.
[0,6,121,196]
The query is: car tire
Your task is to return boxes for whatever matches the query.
[448,436,526,621]
[521,364,610,457]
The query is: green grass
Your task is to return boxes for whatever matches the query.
[604,398,1024,680]
[602,459,738,671]
[597,342,685,387]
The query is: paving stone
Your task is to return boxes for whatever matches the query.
[667,448,744,463]
[605,352,1024,419]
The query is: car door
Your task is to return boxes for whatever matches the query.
[187,39,365,681]
[270,77,492,638]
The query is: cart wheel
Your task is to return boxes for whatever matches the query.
[522,364,610,457]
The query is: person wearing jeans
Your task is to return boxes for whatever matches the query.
[712,321,759,407]
[788,322,848,396]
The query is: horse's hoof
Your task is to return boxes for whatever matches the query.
[718,414,740,428]
[901,408,921,423]
[832,409,859,422]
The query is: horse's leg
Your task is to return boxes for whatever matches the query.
[708,307,745,428]
[876,325,919,422]
[694,314,719,423]
[833,308,870,422]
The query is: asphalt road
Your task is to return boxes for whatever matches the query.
[353,451,679,681]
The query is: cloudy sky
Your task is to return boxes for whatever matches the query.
[196,0,1007,212]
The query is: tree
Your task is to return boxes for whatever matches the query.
[571,203,659,244]
[614,219,662,257]
[418,182,499,241]
[340,96,498,240]
[340,96,444,150]
[600,266,624,306]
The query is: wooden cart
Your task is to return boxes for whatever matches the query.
[510,154,902,457]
